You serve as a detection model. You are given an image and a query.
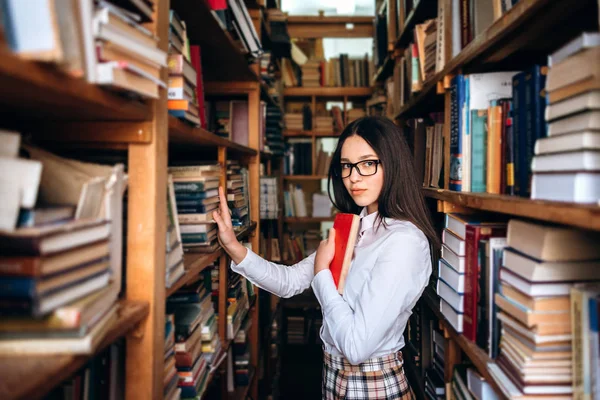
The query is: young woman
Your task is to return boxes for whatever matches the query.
[213,116,438,400]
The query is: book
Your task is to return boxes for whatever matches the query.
[329,213,360,294]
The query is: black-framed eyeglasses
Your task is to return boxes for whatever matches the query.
[338,159,381,178]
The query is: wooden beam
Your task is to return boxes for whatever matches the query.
[287,16,373,38]
[26,122,153,144]
[124,0,168,399]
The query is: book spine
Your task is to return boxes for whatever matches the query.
[486,104,502,194]
[449,75,464,191]
[460,0,472,48]
[167,54,184,75]
[463,226,479,341]
[470,110,487,193]
[523,68,536,197]
[0,258,39,276]
[173,182,206,192]
[505,107,515,195]
[0,277,36,298]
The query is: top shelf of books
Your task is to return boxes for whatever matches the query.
[171,0,259,82]
[392,0,597,118]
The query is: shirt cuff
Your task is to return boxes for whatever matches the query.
[311,269,341,309]
[230,247,252,273]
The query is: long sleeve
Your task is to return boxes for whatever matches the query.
[231,249,315,298]
[311,232,431,365]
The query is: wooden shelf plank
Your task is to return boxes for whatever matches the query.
[283,175,328,180]
[0,46,150,121]
[283,130,341,138]
[170,0,258,82]
[284,217,334,223]
[423,188,600,231]
[168,115,257,156]
[395,0,596,119]
[0,300,149,400]
[422,292,507,400]
[373,54,395,83]
[283,87,373,97]
[167,222,258,297]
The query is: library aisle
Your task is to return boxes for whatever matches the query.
[0,0,599,400]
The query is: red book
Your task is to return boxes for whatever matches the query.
[207,0,227,10]
[329,213,360,294]
[463,223,506,341]
[190,45,207,129]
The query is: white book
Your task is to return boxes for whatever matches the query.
[439,258,465,292]
[0,130,21,158]
[548,110,600,136]
[532,150,600,172]
[95,21,167,67]
[503,248,600,282]
[441,244,466,272]
[437,279,464,311]
[548,32,600,67]
[0,156,43,208]
[535,131,600,155]
[467,368,499,400]
[532,171,600,203]
[499,268,572,297]
[545,91,600,122]
[442,229,466,256]
[440,299,463,333]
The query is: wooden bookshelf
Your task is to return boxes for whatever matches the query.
[0,300,149,400]
[284,175,328,180]
[283,87,373,97]
[423,188,600,231]
[395,0,596,119]
[373,54,394,83]
[168,115,258,156]
[0,46,150,121]
[283,130,341,138]
[284,217,334,223]
[422,292,507,399]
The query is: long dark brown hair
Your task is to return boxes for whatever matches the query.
[328,116,439,249]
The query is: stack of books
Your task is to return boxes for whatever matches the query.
[226,273,251,340]
[283,112,304,131]
[0,134,121,355]
[260,177,279,220]
[531,33,600,203]
[167,11,201,126]
[488,219,600,398]
[166,175,185,289]
[212,101,232,139]
[227,161,250,230]
[169,164,221,254]
[164,314,181,400]
[94,1,167,98]
[301,60,321,88]
[168,280,216,399]
[265,104,285,156]
[314,115,334,134]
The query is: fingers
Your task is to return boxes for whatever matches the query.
[328,228,336,243]
[217,186,232,227]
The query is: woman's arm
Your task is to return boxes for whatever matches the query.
[311,232,431,365]
[213,187,315,298]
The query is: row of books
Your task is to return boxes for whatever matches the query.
[281,230,322,264]
[285,55,374,88]
[0,131,125,356]
[167,10,206,127]
[166,266,224,399]
[282,185,332,219]
[284,103,365,133]
[435,214,600,398]
[2,0,166,99]
[260,177,279,220]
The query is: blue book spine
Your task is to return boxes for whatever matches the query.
[470,110,488,193]
[175,192,212,201]
[523,68,539,197]
[512,71,527,196]
[450,75,465,191]
[0,277,36,298]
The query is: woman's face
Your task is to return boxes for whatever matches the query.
[340,135,384,214]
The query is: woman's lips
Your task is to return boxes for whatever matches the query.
[351,188,367,195]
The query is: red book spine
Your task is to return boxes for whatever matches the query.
[190,45,207,129]
[463,224,506,341]
[207,0,227,10]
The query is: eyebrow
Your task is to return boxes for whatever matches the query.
[340,154,378,162]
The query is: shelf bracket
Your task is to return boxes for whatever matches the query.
[437,200,475,214]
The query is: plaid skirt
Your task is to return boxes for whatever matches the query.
[322,350,415,400]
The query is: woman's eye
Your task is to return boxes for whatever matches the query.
[341,163,352,169]
[363,161,374,167]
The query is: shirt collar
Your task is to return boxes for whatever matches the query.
[359,208,379,236]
